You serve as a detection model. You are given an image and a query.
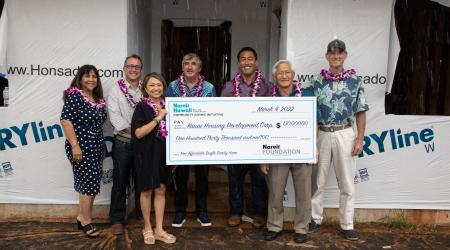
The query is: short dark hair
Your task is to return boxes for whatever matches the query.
[63,64,103,101]
[237,47,258,60]
[141,72,167,98]
[124,54,143,67]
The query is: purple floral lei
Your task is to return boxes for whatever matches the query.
[142,97,168,137]
[178,74,205,97]
[320,68,356,81]
[232,70,263,97]
[118,79,141,108]
[271,80,302,97]
[65,87,106,109]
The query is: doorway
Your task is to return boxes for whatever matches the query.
[161,19,232,95]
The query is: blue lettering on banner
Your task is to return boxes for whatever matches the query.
[0,121,114,158]
[424,143,435,153]
[360,127,435,157]
[0,121,64,151]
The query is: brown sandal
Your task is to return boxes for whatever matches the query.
[142,230,155,245]
[154,230,176,244]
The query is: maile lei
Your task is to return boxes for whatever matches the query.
[271,80,302,97]
[142,97,168,137]
[118,79,141,108]
[232,70,263,97]
[178,74,205,97]
[320,68,356,81]
[65,87,106,109]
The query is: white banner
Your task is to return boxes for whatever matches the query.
[0,0,127,204]
[1,0,449,210]
[166,97,317,165]
[282,0,450,209]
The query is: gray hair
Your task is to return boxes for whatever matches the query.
[182,53,202,68]
[272,60,295,76]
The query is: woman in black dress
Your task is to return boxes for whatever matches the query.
[60,65,107,238]
[131,72,175,245]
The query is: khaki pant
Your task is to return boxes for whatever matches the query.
[266,163,312,234]
[311,127,356,230]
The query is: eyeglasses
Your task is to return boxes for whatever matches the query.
[124,64,142,70]
[276,71,293,76]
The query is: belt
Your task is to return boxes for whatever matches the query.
[115,134,131,143]
[319,124,351,132]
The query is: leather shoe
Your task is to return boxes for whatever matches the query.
[110,223,123,235]
[252,216,265,229]
[294,233,307,243]
[309,220,320,232]
[342,229,359,241]
[264,230,279,241]
[227,215,241,227]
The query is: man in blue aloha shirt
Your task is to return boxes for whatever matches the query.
[308,39,369,241]
[166,53,216,228]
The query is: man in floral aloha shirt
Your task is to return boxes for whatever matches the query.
[308,39,369,241]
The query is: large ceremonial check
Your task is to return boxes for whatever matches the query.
[165,97,317,165]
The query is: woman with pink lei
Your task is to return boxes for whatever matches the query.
[60,65,107,238]
[131,72,176,245]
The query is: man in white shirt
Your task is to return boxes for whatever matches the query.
[107,54,144,235]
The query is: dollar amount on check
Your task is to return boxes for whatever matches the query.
[165,97,317,165]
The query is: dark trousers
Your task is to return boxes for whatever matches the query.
[174,165,209,215]
[109,138,142,224]
[228,164,268,217]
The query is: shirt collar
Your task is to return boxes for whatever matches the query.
[277,84,296,97]
[124,79,141,90]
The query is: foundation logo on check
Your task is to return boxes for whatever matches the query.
[262,144,301,156]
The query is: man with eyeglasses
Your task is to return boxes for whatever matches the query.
[308,39,369,241]
[107,54,144,235]
[166,53,216,228]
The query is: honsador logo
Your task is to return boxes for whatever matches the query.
[360,127,435,157]
[173,103,192,113]
[354,168,369,184]
[0,162,13,177]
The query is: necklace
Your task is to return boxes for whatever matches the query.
[320,68,356,81]
[271,80,302,97]
[65,87,105,109]
[118,79,141,107]
[142,97,168,137]
[231,70,263,97]
[178,74,205,97]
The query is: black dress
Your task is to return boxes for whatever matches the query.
[61,92,107,196]
[131,101,169,192]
